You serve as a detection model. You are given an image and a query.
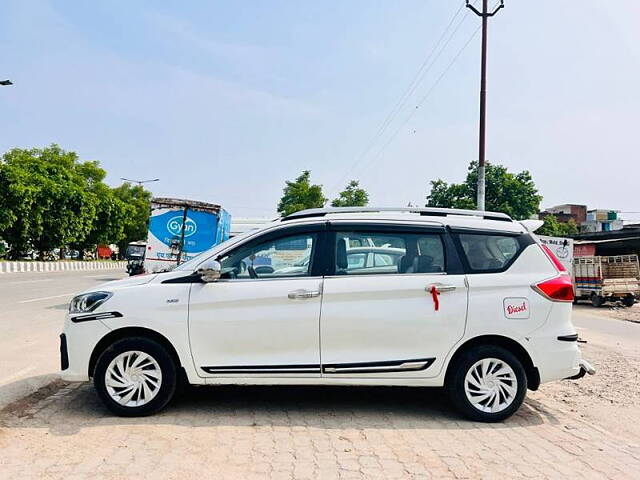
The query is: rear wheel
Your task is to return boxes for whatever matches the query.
[623,295,636,307]
[591,294,604,308]
[94,337,177,416]
[446,345,527,422]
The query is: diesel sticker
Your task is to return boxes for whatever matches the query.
[503,298,530,319]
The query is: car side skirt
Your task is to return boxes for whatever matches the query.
[200,358,435,376]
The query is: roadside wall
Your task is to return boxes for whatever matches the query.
[0,261,127,274]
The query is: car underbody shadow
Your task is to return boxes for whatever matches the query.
[0,379,549,436]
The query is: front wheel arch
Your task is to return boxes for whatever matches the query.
[445,335,540,391]
[89,327,182,379]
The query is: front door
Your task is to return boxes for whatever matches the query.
[189,227,323,377]
[320,226,468,378]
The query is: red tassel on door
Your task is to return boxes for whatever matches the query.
[430,285,440,311]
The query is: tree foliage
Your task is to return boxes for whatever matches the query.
[425,161,542,220]
[0,146,96,258]
[0,144,150,259]
[112,183,152,256]
[331,180,369,207]
[277,170,327,217]
[537,215,579,237]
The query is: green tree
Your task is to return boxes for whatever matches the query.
[0,159,39,257]
[537,216,579,237]
[112,183,152,257]
[277,170,327,217]
[0,145,97,259]
[562,219,579,236]
[331,180,369,207]
[70,163,129,258]
[426,161,542,220]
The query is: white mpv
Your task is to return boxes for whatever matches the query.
[61,207,594,422]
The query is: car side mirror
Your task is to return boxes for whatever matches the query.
[196,259,221,283]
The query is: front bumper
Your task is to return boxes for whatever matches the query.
[60,315,111,382]
[60,334,69,371]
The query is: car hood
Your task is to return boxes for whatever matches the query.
[78,273,158,295]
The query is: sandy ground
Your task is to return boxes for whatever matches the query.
[538,338,640,442]
[593,302,640,324]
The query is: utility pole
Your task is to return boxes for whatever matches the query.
[466,0,504,211]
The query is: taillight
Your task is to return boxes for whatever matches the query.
[540,244,567,272]
[533,275,574,302]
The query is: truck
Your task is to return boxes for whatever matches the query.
[573,254,640,307]
[144,197,231,274]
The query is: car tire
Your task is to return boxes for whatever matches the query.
[623,295,636,308]
[94,337,177,417]
[446,345,527,423]
[591,294,604,308]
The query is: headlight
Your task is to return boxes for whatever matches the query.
[69,291,112,314]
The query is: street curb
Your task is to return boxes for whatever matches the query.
[0,261,127,274]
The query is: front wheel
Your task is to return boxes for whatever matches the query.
[94,337,177,416]
[446,345,527,422]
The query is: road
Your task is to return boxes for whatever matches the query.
[573,304,640,347]
[1,269,640,479]
[0,269,126,408]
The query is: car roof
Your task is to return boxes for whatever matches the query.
[274,207,527,234]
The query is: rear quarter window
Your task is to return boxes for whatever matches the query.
[457,232,531,273]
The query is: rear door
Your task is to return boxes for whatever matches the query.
[452,229,555,338]
[319,224,468,378]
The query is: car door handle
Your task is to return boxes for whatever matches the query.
[426,283,456,293]
[288,289,321,299]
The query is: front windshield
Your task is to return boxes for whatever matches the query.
[173,227,268,271]
[126,245,145,258]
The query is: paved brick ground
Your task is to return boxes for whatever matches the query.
[1,379,639,479]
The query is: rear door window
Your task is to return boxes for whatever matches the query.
[333,231,445,275]
[457,233,525,272]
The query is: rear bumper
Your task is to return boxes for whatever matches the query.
[566,359,596,380]
[527,334,583,383]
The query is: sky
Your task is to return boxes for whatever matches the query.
[1,1,639,220]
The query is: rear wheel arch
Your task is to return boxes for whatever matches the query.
[89,327,182,379]
[445,335,540,391]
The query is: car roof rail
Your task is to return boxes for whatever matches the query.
[281,207,512,222]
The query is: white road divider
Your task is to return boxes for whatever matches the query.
[0,261,127,274]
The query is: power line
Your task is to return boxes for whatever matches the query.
[365,4,468,152]
[348,24,482,181]
[326,2,474,199]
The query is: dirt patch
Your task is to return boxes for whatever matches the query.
[539,340,640,441]
[576,301,640,323]
[0,379,67,420]
[597,302,640,323]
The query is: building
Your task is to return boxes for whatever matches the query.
[572,225,640,257]
[230,217,273,237]
[539,204,623,233]
[539,204,587,224]
[581,209,623,233]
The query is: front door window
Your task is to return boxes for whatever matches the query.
[218,233,316,279]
